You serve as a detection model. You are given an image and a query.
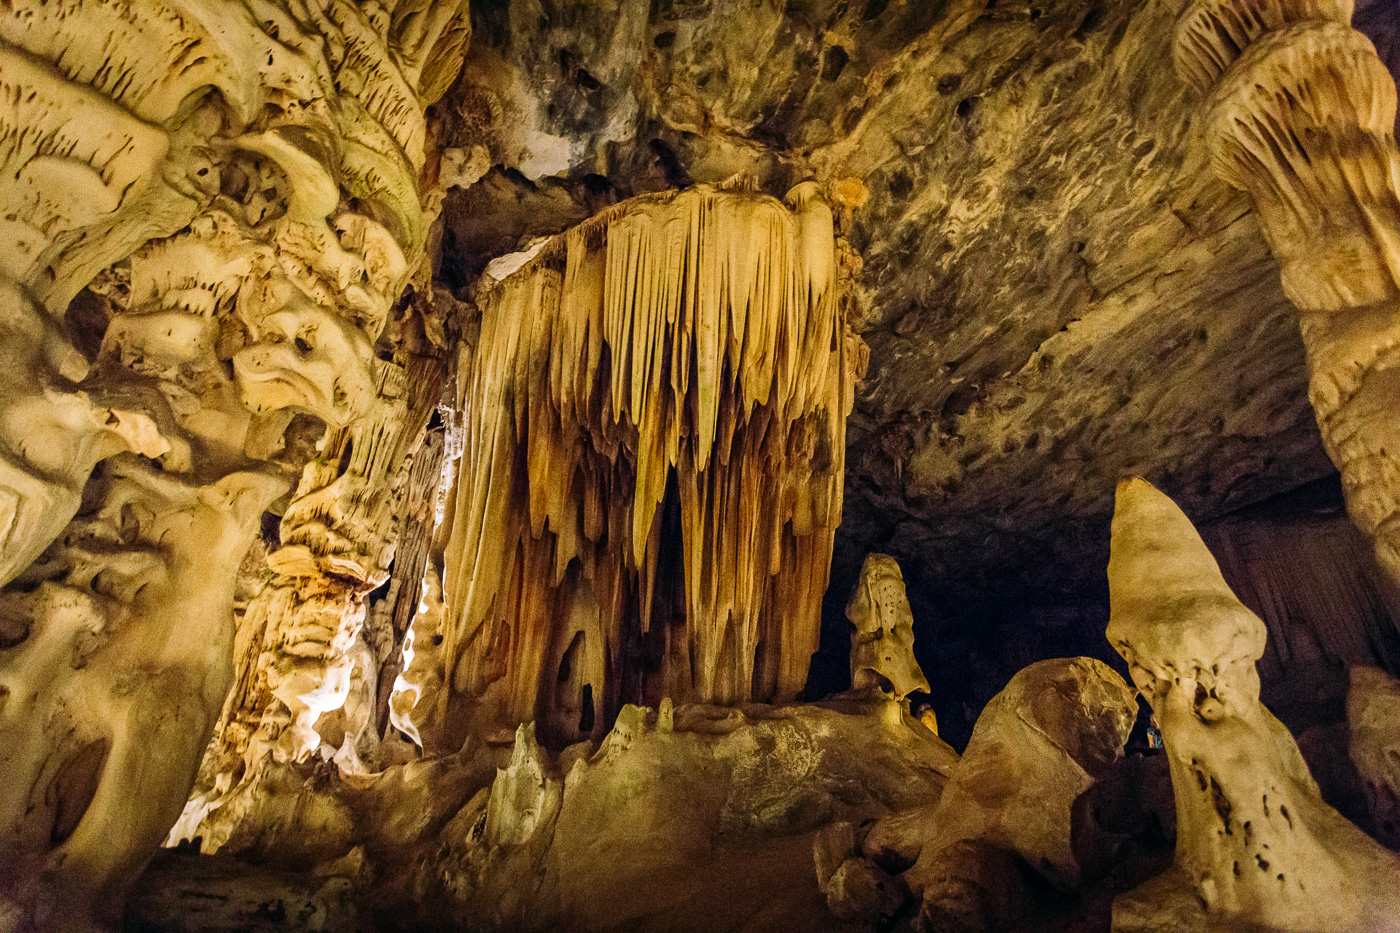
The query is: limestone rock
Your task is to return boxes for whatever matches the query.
[438,182,862,743]
[915,839,1032,933]
[126,849,367,933]
[822,857,907,924]
[846,553,931,700]
[388,565,451,753]
[1173,0,1400,587]
[1107,477,1400,932]
[904,657,1137,896]
[0,1,471,923]
[824,655,1136,930]
[1348,664,1400,848]
[0,458,283,929]
[416,698,955,931]
[441,0,1397,600]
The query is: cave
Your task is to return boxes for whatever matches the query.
[3,0,1400,930]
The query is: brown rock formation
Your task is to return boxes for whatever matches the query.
[0,0,470,924]
[3,4,1400,931]
[1348,664,1400,847]
[845,553,931,700]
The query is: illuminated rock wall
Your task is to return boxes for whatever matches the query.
[0,1,470,926]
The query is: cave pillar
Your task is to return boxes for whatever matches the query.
[1172,0,1400,581]
[434,181,863,746]
[203,353,448,781]
[0,0,469,924]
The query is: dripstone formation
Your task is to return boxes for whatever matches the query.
[3,0,1400,931]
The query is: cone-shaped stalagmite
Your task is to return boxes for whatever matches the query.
[439,182,860,744]
[1107,477,1400,933]
[845,554,930,701]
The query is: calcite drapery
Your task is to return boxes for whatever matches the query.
[439,181,861,744]
[845,553,931,701]
[1172,0,1400,583]
[0,0,470,925]
[1107,477,1400,932]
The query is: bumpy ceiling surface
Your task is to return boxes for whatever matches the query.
[438,0,1400,600]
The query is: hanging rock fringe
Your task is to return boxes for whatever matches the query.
[441,183,860,741]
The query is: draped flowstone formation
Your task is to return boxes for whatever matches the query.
[439,181,862,746]
[1173,0,1400,583]
[0,0,469,927]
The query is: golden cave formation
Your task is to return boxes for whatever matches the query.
[1,0,1400,931]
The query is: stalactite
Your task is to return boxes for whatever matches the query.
[1172,0,1400,585]
[438,180,860,742]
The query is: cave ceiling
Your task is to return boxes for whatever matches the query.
[438,0,1400,601]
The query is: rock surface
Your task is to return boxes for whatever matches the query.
[816,656,1139,930]
[415,699,955,931]
[1349,665,1400,849]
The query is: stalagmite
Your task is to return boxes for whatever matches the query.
[438,181,861,742]
[1347,664,1400,847]
[389,566,451,753]
[845,553,931,700]
[1172,0,1400,584]
[1107,477,1400,932]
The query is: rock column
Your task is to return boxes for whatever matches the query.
[0,1,470,924]
[1173,0,1400,581]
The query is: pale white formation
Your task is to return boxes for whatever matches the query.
[1107,477,1400,932]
